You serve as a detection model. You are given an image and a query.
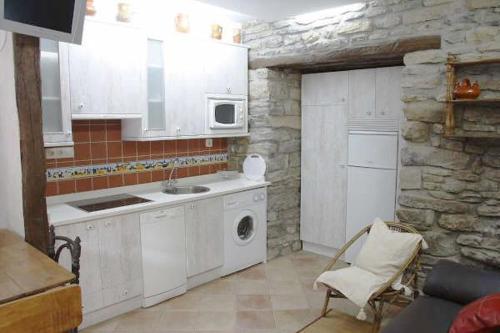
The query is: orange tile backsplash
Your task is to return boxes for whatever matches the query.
[46,120,229,196]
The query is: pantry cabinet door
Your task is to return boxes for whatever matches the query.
[55,221,103,314]
[185,197,224,277]
[302,72,348,106]
[375,67,403,121]
[205,42,248,96]
[98,214,142,307]
[68,20,147,116]
[348,68,376,120]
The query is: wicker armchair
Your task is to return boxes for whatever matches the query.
[318,222,423,333]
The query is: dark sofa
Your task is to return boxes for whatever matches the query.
[382,260,500,333]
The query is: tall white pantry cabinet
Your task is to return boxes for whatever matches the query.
[300,66,403,259]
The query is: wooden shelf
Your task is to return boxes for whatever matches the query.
[448,99,500,105]
[444,55,500,137]
[448,58,500,67]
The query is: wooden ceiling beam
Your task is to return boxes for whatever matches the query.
[249,35,441,73]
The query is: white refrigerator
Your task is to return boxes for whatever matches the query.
[345,131,399,263]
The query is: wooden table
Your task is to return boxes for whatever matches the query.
[0,229,82,332]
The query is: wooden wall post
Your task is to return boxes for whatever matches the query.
[12,34,49,254]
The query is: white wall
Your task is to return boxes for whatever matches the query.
[0,30,25,237]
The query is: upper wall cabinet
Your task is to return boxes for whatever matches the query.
[40,39,73,147]
[67,20,147,119]
[123,36,249,141]
[205,42,248,96]
[348,67,402,131]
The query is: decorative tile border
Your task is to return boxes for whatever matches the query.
[47,153,228,182]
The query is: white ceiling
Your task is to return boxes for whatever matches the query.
[196,0,362,21]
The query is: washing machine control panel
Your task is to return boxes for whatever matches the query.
[224,189,267,209]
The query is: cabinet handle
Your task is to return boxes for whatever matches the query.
[78,103,84,110]
[154,214,169,219]
[86,224,95,230]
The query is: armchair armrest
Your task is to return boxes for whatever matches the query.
[423,260,500,305]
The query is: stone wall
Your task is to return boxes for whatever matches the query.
[229,69,302,259]
[232,0,500,265]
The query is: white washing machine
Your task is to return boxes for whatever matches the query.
[222,188,267,276]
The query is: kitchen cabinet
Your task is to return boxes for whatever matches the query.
[123,36,249,140]
[348,67,403,131]
[375,67,402,121]
[185,197,224,277]
[54,213,141,314]
[205,41,248,96]
[67,19,147,118]
[164,36,206,137]
[300,104,348,250]
[40,39,73,147]
[301,68,401,255]
[302,72,348,106]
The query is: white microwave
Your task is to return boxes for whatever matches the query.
[206,94,248,133]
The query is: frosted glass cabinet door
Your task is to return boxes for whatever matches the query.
[40,39,73,147]
[146,39,167,137]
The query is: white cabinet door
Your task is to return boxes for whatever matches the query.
[98,214,142,307]
[348,133,399,169]
[375,67,403,121]
[205,42,248,96]
[185,197,224,277]
[40,39,73,147]
[348,69,376,120]
[164,37,205,137]
[302,72,348,106]
[55,221,103,314]
[141,207,186,299]
[68,20,147,116]
[345,167,397,262]
[300,104,348,249]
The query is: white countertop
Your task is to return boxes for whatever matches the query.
[47,174,270,226]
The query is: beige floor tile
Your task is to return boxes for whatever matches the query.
[233,280,269,295]
[236,311,276,329]
[158,311,200,330]
[193,278,235,295]
[236,295,272,310]
[197,294,237,311]
[274,309,317,331]
[268,279,304,295]
[197,311,237,330]
[271,294,310,311]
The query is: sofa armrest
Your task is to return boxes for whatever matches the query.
[423,260,500,305]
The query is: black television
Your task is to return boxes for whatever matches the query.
[0,0,86,44]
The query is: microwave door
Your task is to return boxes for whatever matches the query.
[212,103,242,129]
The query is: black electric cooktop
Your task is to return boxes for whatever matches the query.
[68,194,152,213]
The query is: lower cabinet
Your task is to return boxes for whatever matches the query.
[55,213,142,314]
[185,197,224,277]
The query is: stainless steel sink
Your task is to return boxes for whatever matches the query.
[162,185,210,195]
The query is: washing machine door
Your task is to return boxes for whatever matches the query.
[233,210,258,246]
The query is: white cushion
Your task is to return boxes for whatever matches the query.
[315,266,386,309]
[354,218,422,280]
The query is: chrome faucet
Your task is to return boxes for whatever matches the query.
[165,158,179,188]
